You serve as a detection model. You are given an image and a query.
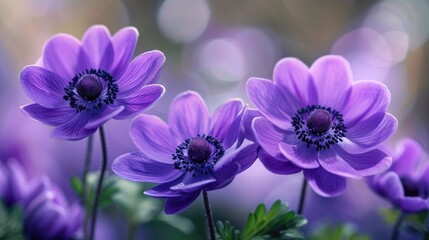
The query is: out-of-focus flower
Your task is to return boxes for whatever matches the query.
[0,160,35,206]
[112,91,258,214]
[0,160,82,239]
[22,177,82,240]
[20,25,165,140]
[368,138,429,212]
[246,55,397,197]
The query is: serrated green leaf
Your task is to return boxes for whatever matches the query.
[216,200,306,240]
[216,221,240,240]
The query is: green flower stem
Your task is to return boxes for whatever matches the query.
[82,134,93,239]
[391,211,405,240]
[297,178,307,215]
[89,126,108,240]
[203,191,216,240]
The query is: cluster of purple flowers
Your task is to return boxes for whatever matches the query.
[0,160,82,239]
[16,24,429,239]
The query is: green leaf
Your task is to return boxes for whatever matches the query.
[216,221,240,240]
[379,208,400,225]
[0,201,25,240]
[308,223,370,240]
[70,176,82,196]
[70,172,120,212]
[216,200,307,240]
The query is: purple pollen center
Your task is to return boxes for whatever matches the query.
[307,109,332,135]
[187,138,212,163]
[76,75,102,101]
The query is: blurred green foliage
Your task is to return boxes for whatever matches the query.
[0,201,24,240]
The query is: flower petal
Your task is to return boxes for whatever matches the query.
[130,114,178,161]
[168,91,210,139]
[376,172,404,200]
[21,104,74,127]
[112,152,182,183]
[205,162,241,191]
[310,55,352,110]
[20,66,67,108]
[42,34,89,80]
[246,78,299,129]
[51,114,95,140]
[81,25,114,70]
[279,142,319,169]
[170,174,216,192]
[84,106,124,129]
[111,27,139,77]
[347,113,398,151]
[317,149,361,179]
[342,81,391,128]
[234,143,259,173]
[117,50,165,97]
[210,99,244,149]
[273,57,317,106]
[335,147,392,176]
[304,168,347,197]
[252,117,296,157]
[114,84,165,120]
[164,191,201,214]
[259,149,301,174]
[64,203,83,237]
[397,197,429,213]
[145,182,184,198]
[240,108,262,143]
[391,138,423,175]
[24,202,65,239]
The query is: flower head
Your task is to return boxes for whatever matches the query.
[20,25,165,140]
[0,160,34,206]
[22,177,82,240]
[112,91,258,214]
[368,138,429,212]
[246,55,397,196]
[0,160,82,239]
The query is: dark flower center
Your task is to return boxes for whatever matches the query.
[400,176,428,198]
[291,105,347,151]
[63,69,119,112]
[76,75,102,101]
[187,138,212,163]
[173,134,225,176]
[307,109,332,135]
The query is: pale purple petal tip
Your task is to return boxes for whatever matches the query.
[168,91,210,139]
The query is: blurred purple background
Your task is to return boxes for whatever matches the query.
[1,0,429,239]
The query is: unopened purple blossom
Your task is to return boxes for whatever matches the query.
[368,138,429,212]
[20,25,165,140]
[0,160,82,239]
[112,91,258,214]
[22,177,82,240]
[246,55,397,196]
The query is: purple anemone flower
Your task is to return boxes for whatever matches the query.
[246,55,398,197]
[112,91,258,214]
[0,160,35,207]
[20,25,165,140]
[368,138,429,212]
[22,177,82,240]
